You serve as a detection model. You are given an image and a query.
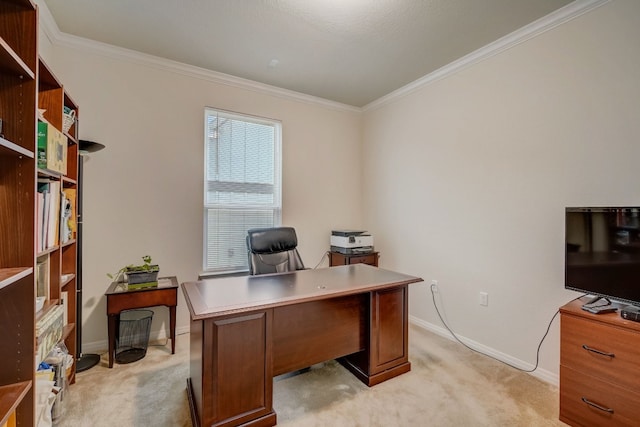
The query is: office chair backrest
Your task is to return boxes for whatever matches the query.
[246,227,305,275]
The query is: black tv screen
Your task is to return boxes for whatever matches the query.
[565,207,640,307]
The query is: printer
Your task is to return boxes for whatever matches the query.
[330,230,374,255]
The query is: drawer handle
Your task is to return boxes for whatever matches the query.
[582,344,615,358]
[581,397,614,414]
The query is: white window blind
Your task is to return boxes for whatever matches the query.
[203,108,282,272]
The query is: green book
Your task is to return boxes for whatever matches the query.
[37,121,48,169]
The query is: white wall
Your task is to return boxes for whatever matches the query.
[40,0,640,384]
[40,40,363,350]
[362,0,640,382]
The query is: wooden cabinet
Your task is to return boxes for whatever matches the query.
[329,251,379,267]
[560,299,640,426]
[1,1,80,424]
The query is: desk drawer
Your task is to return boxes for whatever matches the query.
[561,314,640,393]
[560,365,640,427]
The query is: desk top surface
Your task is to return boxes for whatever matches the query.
[182,264,423,320]
[105,275,178,295]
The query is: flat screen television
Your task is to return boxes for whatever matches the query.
[565,207,640,307]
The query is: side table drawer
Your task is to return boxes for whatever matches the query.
[560,365,640,427]
[329,252,379,267]
[561,314,640,393]
[349,254,377,265]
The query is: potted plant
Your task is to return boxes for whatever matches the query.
[108,255,160,286]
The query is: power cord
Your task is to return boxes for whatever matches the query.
[313,251,330,269]
[430,283,583,373]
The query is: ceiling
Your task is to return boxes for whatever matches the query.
[42,0,574,107]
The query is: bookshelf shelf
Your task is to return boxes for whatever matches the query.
[0,136,34,158]
[0,37,33,77]
[0,267,32,291]
[60,273,75,287]
[0,381,31,427]
[61,240,77,250]
[36,246,59,258]
[62,323,75,341]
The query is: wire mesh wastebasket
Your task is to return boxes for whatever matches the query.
[116,309,154,364]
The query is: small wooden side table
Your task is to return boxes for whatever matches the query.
[105,276,178,368]
[329,251,379,267]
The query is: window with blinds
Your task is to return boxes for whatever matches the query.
[204,108,282,272]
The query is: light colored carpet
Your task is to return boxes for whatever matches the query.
[60,325,563,426]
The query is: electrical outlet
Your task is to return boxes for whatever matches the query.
[431,280,438,292]
[479,291,489,306]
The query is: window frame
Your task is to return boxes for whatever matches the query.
[202,107,282,274]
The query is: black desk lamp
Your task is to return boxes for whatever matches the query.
[75,140,106,372]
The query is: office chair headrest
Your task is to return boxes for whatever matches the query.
[247,227,298,254]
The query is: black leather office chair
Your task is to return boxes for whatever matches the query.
[246,227,305,275]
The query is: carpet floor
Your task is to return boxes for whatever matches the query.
[60,325,563,426]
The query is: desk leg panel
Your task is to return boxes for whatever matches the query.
[201,311,275,427]
[189,319,204,427]
[341,285,410,386]
[372,285,409,372]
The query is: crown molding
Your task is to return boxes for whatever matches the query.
[36,0,609,115]
[363,0,611,112]
[35,0,360,114]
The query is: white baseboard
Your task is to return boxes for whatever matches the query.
[81,325,191,355]
[409,315,558,387]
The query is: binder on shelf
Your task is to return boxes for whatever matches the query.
[36,190,45,252]
[37,120,68,175]
[36,256,50,300]
[60,291,68,325]
[48,181,60,249]
[37,181,51,252]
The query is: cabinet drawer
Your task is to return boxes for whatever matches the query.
[561,314,640,393]
[560,365,640,427]
[329,252,378,267]
[349,254,376,265]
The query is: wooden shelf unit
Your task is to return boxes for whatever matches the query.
[36,56,80,385]
[1,1,81,423]
[560,299,640,426]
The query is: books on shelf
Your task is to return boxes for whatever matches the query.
[37,179,61,251]
[36,256,50,300]
[61,188,76,244]
[37,120,68,175]
[35,304,64,363]
[36,190,45,252]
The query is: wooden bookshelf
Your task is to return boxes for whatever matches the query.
[37,56,80,385]
[0,1,37,424]
[1,0,81,423]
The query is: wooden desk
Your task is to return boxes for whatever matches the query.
[182,264,423,427]
[105,276,178,368]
